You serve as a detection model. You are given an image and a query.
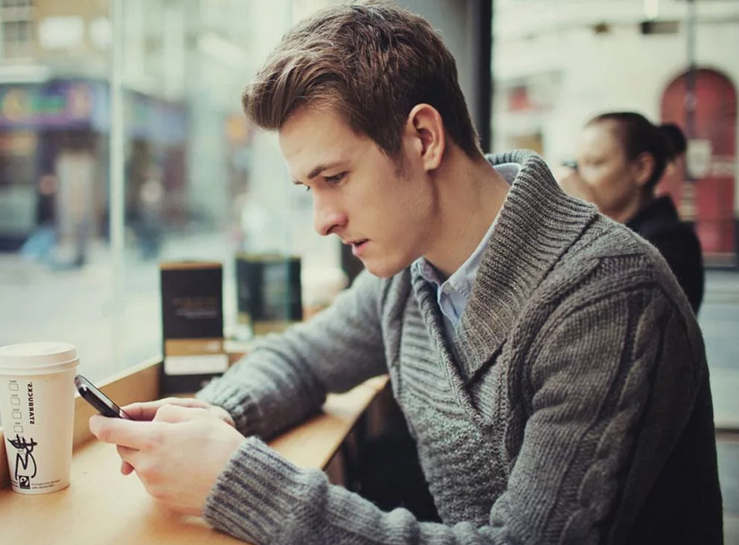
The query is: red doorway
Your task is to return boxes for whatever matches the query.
[660,68,737,264]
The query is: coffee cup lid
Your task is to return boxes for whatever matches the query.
[0,342,78,371]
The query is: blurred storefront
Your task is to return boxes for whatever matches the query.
[491,0,739,267]
[0,80,107,252]
[660,68,737,265]
[0,80,187,253]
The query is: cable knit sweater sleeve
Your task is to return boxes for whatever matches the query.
[201,279,695,545]
[196,269,388,441]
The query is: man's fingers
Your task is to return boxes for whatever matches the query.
[116,445,140,475]
[153,404,211,424]
[122,397,210,421]
[212,406,236,427]
[89,414,161,450]
[119,401,160,421]
[117,444,137,459]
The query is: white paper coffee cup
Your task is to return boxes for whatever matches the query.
[0,342,79,494]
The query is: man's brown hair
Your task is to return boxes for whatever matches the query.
[242,0,480,159]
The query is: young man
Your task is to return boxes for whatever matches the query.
[90,2,723,544]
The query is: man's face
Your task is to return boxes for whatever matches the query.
[279,106,436,278]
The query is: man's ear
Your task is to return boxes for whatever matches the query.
[406,104,445,172]
[633,152,656,187]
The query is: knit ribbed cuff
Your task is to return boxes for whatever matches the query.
[203,437,308,544]
[196,379,263,437]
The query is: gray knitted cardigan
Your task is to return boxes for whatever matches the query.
[198,150,722,545]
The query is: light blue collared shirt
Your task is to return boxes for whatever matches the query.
[412,162,519,340]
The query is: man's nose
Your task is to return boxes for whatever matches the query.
[313,196,347,237]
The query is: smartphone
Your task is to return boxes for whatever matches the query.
[74,374,131,419]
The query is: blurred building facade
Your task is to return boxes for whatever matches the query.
[0,0,247,255]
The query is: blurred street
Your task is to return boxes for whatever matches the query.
[701,270,739,543]
[702,270,739,429]
[0,233,240,383]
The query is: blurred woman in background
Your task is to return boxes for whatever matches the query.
[559,112,704,312]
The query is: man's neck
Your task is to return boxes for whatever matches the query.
[423,150,510,279]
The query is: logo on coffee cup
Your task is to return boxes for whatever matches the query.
[27,382,35,425]
[9,434,38,486]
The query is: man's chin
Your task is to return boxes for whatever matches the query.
[362,259,407,279]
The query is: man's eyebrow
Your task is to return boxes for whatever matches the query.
[292,162,344,185]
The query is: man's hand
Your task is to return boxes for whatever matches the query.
[116,398,236,476]
[122,397,236,426]
[89,404,247,516]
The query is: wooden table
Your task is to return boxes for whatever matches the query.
[0,376,388,545]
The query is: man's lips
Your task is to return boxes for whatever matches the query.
[348,239,369,257]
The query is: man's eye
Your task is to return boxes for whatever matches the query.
[324,172,345,185]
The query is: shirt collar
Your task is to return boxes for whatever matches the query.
[412,162,519,289]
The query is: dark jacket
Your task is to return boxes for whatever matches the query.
[627,196,705,313]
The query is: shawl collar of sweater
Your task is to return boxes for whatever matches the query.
[411,150,600,379]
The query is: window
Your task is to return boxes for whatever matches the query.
[1,11,33,58]
[0,0,345,391]
[2,0,33,8]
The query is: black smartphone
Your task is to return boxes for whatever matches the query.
[74,374,131,419]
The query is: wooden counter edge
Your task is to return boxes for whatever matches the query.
[0,357,389,490]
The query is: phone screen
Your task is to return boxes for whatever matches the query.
[74,374,131,419]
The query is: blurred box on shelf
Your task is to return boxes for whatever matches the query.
[160,261,227,394]
[235,254,302,338]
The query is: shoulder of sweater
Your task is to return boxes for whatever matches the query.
[540,215,691,313]
[522,220,703,368]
